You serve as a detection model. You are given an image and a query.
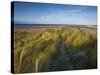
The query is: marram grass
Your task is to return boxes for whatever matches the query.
[14,27,97,73]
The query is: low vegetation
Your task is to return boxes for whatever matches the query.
[14,26,97,73]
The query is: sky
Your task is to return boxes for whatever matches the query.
[13,1,97,25]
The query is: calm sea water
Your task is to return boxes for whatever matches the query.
[80,28,97,30]
[15,24,97,31]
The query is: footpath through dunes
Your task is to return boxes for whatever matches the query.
[58,39,73,70]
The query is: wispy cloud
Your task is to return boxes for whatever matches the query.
[14,2,97,25]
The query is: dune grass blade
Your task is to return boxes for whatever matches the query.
[35,58,39,72]
[17,48,25,73]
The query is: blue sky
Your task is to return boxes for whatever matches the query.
[13,1,97,25]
